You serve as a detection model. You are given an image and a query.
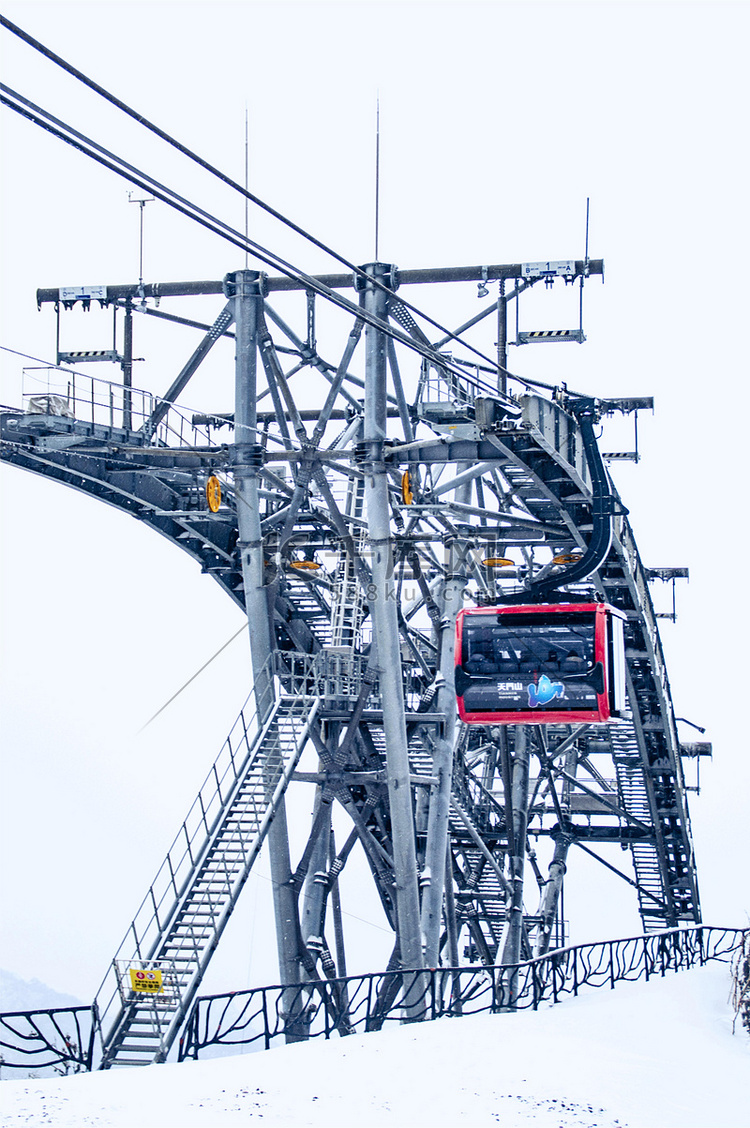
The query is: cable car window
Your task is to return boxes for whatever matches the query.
[459,612,599,715]
[455,603,626,725]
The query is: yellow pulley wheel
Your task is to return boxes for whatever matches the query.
[290,560,321,570]
[206,475,222,513]
[482,557,514,568]
[401,470,413,505]
[552,552,583,565]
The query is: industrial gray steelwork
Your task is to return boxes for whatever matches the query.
[0,255,704,1067]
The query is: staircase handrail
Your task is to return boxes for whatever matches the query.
[93,653,278,1041]
[17,365,217,450]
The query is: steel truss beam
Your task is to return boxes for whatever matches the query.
[1,255,700,1065]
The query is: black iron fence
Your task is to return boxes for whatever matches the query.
[0,1003,98,1077]
[1,927,744,1073]
[178,925,747,1061]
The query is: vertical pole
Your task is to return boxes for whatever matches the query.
[301,790,332,948]
[497,279,507,397]
[329,827,348,980]
[444,840,462,1016]
[232,270,274,706]
[537,738,577,956]
[122,298,133,431]
[244,105,250,269]
[374,98,381,261]
[361,262,424,981]
[420,538,466,966]
[536,828,574,956]
[501,726,531,1002]
[444,840,460,969]
[231,269,301,1004]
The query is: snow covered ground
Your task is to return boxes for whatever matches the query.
[1,963,747,1128]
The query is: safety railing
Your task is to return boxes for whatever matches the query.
[178,925,747,1061]
[1,926,743,1073]
[20,365,213,449]
[0,1004,98,1077]
[279,649,379,705]
[417,355,499,409]
[93,656,278,1049]
[278,648,440,714]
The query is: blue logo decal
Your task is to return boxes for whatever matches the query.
[528,675,565,708]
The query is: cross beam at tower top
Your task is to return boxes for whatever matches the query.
[36,259,603,305]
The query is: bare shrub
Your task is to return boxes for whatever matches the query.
[730,930,750,1035]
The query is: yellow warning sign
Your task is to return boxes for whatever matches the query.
[129,968,164,994]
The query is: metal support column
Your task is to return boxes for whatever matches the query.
[301,789,333,949]
[536,827,574,956]
[501,726,531,999]
[121,298,133,430]
[232,271,273,704]
[231,269,301,997]
[497,279,507,396]
[361,263,424,977]
[536,737,579,955]
[420,534,467,965]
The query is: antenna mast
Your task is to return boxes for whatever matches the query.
[244,105,249,268]
[580,196,590,329]
[128,192,154,299]
[374,97,380,260]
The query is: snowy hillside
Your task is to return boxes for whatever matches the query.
[1,963,747,1127]
[0,969,81,1013]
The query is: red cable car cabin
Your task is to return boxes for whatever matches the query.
[455,603,626,725]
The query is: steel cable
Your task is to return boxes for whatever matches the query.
[0,14,521,386]
[2,82,520,395]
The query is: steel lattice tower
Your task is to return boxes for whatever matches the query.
[0,256,705,1065]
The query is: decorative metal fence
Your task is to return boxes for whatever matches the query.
[178,925,747,1062]
[0,927,744,1073]
[0,1004,98,1077]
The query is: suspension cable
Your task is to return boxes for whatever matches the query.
[0,14,520,382]
[1,83,507,389]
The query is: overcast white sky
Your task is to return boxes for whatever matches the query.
[1,0,748,1001]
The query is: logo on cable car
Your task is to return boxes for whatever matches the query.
[528,675,565,708]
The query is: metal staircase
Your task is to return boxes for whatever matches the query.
[329,477,367,651]
[609,724,667,930]
[96,661,320,1067]
[601,520,700,926]
[0,257,704,1064]
[447,759,510,964]
[474,395,701,930]
[283,573,334,648]
[451,845,508,962]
